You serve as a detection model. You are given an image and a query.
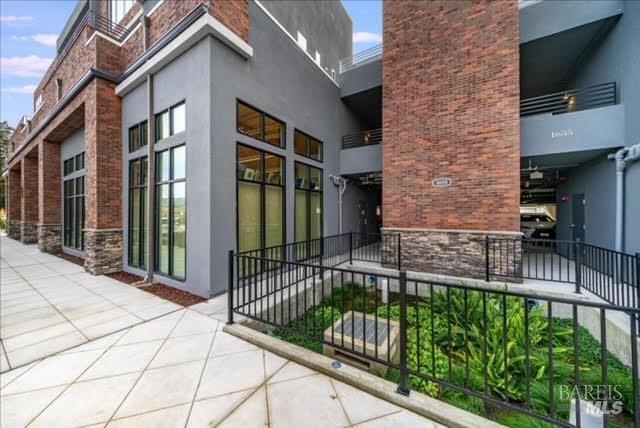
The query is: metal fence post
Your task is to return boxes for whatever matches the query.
[397,234,402,271]
[397,270,410,396]
[349,232,353,265]
[574,242,582,294]
[636,253,640,308]
[485,236,490,282]
[227,250,234,325]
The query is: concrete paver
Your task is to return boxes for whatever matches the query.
[1,235,181,371]
[1,234,439,427]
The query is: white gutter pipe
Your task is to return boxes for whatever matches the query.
[329,175,348,234]
[613,143,640,252]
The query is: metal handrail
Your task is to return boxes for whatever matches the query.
[338,43,383,73]
[342,128,382,149]
[520,81,616,117]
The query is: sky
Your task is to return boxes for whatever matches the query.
[0,0,381,127]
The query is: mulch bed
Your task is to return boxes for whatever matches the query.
[54,251,85,266]
[105,271,144,285]
[139,283,206,307]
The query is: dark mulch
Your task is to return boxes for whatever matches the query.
[54,251,85,266]
[139,283,206,307]
[105,271,144,285]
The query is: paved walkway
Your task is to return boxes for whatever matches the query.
[1,306,439,427]
[1,235,181,371]
[1,235,439,427]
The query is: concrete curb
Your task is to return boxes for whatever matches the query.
[224,323,505,428]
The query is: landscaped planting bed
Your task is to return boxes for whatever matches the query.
[271,282,635,427]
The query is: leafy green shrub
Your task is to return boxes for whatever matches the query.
[272,305,342,353]
[0,216,5,230]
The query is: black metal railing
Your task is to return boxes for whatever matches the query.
[89,11,132,42]
[520,82,617,117]
[342,128,382,150]
[235,232,401,278]
[338,43,383,73]
[229,253,640,427]
[487,237,640,310]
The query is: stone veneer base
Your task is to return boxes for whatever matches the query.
[6,220,21,240]
[20,222,38,244]
[37,224,62,253]
[84,229,123,275]
[383,228,522,281]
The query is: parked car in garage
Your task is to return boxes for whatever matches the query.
[520,206,556,239]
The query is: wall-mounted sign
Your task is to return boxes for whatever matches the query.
[432,177,453,188]
[551,129,574,139]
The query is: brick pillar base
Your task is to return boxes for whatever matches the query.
[38,224,62,253]
[84,229,123,274]
[6,220,22,240]
[383,228,522,282]
[20,222,38,244]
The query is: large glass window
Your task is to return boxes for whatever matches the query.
[110,0,135,24]
[63,153,86,251]
[129,121,148,152]
[128,157,147,269]
[155,146,187,280]
[295,162,322,257]
[237,101,285,148]
[294,130,323,161]
[237,144,284,254]
[155,101,185,142]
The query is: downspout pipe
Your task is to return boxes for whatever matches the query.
[329,175,348,234]
[614,143,640,252]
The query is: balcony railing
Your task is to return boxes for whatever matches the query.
[520,81,617,117]
[338,43,383,73]
[342,128,382,149]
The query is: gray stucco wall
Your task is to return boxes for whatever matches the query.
[208,1,363,295]
[60,128,86,257]
[520,104,624,158]
[520,0,624,44]
[556,154,616,249]
[259,0,352,75]
[121,37,214,298]
[567,0,640,254]
[120,1,362,297]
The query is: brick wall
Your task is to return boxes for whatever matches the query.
[21,155,39,223]
[148,0,249,47]
[38,141,61,225]
[7,168,21,220]
[382,0,520,233]
[85,79,122,230]
[31,26,97,130]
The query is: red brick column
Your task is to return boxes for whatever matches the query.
[20,155,39,243]
[6,167,22,240]
[84,79,123,274]
[38,140,62,252]
[382,0,521,279]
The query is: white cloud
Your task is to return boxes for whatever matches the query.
[353,32,382,44]
[9,34,58,47]
[1,85,37,94]
[32,34,58,47]
[0,55,52,77]
[0,15,33,23]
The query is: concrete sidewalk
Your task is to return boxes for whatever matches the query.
[1,234,181,372]
[0,307,440,427]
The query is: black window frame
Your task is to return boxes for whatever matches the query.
[62,152,86,251]
[154,145,187,281]
[294,161,323,247]
[155,100,186,143]
[294,129,323,162]
[236,100,286,149]
[236,143,286,254]
[128,120,148,153]
[128,156,148,269]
